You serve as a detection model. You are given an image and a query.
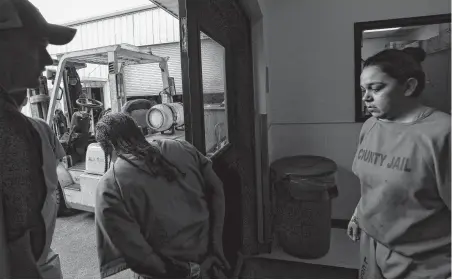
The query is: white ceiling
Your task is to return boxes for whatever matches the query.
[149,0,178,18]
[148,0,263,23]
[148,1,437,42]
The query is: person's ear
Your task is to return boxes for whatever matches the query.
[404,78,418,97]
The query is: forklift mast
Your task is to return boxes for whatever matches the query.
[46,44,173,129]
[63,66,84,122]
[107,51,126,113]
[28,76,51,120]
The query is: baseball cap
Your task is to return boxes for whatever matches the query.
[0,0,76,45]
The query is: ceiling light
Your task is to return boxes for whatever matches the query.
[364,27,401,33]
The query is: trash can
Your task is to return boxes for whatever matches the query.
[271,155,338,259]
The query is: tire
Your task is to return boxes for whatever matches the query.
[56,184,73,217]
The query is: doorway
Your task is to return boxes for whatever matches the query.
[178,0,261,266]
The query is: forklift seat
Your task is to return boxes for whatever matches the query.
[60,111,91,164]
[121,99,156,133]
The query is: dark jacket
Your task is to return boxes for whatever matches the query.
[95,139,223,278]
[0,91,47,278]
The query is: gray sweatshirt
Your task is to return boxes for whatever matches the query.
[352,108,451,257]
[95,139,220,278]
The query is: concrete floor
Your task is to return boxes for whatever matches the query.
[53,211,360,279]
[52,211,133,279]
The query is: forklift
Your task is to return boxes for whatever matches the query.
[30,44,185,215]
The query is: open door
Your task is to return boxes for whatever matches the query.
[178,0,259,266]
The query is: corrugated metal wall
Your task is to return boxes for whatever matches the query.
[123,38,225,96]
[123,42,179,96]
[47,7,180,80]
[45,7,224,96]
[199,38,225,94]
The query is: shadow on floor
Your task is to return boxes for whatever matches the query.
[238,258,358,279]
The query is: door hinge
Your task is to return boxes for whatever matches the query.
[181,17,188,53]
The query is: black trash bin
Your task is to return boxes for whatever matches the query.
[271,155,338,259]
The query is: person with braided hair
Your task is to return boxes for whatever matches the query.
[94,112,230,278]
[350,47,451,278]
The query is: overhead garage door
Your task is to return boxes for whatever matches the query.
[123,42,181,96]
[123,38,225,97]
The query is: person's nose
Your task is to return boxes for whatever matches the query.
[362,90,372,102]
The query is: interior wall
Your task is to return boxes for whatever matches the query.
[259,0,451,219]
[420,49,451,114]
[411,24,441,40]
[362,24,442,61]
[362,35,406,60]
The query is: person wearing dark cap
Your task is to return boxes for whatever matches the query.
[9,89,66,278]
[0,0,76,278]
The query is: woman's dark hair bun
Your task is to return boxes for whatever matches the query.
[403,47,426,63]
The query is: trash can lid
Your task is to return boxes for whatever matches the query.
[271,155,337,179]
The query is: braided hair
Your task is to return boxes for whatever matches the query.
[95,112,183,182]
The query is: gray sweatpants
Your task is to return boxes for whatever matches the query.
[359,231,451,279]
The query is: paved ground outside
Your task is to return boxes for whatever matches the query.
[52,211,133,279]
[52,210,358,279]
